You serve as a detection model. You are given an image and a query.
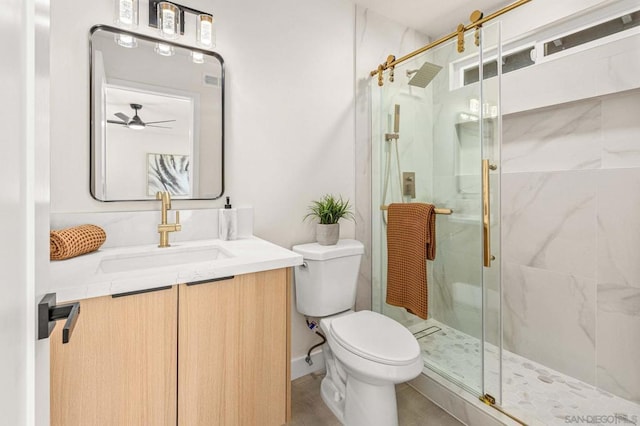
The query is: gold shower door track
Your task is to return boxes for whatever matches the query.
[369,0,532,86]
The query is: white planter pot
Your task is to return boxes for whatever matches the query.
[316,223,339,245]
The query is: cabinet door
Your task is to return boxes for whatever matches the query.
[50,286,178,426]
[178,269,290,426]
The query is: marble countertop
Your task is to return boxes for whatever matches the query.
[49,237,303,303]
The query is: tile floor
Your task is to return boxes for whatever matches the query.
[288,372,463,426]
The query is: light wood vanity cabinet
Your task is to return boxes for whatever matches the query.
[50,269,291,426]
[50,285,178,426]
[178,268,291,425]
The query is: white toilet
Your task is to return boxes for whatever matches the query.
[292,239,423,426]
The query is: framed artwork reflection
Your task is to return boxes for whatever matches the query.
[147,153,191,196]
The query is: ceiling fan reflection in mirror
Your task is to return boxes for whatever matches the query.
[107,103,175,130]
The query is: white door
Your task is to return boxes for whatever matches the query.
[0,0,51,425]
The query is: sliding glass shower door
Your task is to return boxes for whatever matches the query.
[371,23,502,401]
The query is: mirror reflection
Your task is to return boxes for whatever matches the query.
[90,25,224,201]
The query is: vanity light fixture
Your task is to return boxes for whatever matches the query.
[114,0,139,29]
[154,42,175,57]
[148,1,215,47]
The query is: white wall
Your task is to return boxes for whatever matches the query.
[50,0,356,361]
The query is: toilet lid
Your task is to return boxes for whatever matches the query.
[329,310,420,366]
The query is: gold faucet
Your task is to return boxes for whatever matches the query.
[156,191,181,248]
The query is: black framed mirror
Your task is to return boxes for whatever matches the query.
[89,25,224,201]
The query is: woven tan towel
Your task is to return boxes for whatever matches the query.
[386,203,436,319]
[50,224,106,260]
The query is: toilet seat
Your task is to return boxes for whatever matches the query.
[328,310,420,366]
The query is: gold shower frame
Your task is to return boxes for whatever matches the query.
[369,0,532,86]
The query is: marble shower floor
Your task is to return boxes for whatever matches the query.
[409,319,640,426]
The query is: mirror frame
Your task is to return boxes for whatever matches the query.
[89,24,225,202]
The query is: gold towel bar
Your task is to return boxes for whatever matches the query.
[379,205,453,215]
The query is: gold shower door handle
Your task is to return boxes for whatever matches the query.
[482,159,492,267]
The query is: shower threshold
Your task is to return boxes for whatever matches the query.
[408,319,640,426]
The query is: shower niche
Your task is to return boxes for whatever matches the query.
[454,117,497,195]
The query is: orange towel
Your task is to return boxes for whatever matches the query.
[50,224,107,260]
[386,203,436,319]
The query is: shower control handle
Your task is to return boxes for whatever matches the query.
[403,172,416,198]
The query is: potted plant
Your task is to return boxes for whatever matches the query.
[305,194,354,245]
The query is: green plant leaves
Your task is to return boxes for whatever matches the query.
[304,194,355,225]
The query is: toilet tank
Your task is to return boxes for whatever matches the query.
[292,239,364,317]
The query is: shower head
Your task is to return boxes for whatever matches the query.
[407,61,442,88]
[385,104,400,141]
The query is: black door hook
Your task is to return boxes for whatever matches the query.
[38,293,80,344]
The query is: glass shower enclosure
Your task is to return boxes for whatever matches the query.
[371,23,503,404]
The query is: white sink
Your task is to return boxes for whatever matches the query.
[99,244,233,273]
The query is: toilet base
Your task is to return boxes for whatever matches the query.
[320,376,346,424]
[321,373,399,426]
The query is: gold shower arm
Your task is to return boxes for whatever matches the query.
[369,0,531,86]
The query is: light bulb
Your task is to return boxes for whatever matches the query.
[128,122,144,130]
[158,2,180,39]
[197,14,214,47]
[155,43,175,57]
[115,34,137,48]
[115,0,138,29]
[191,51,204,64]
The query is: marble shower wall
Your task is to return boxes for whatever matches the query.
[502,88,640,404]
